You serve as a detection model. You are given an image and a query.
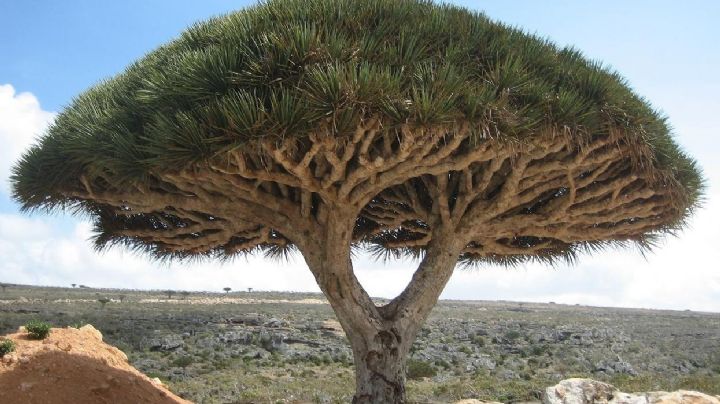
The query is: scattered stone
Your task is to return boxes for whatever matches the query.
[226,313,264,326]
[148,335,184,351]
[594,360,637,376]
[20,382,34,391]
[2,354,17,364]
[472,355,496,370]
[264,318,288,328]
[320,319,345,338]
[217,330,252,344]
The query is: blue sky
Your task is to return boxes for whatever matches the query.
[1,1,718,311]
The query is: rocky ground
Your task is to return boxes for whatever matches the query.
[0,284,719,403]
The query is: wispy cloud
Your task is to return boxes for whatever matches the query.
[0,84,56,195]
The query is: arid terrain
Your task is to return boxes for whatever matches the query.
[1,284,718,403]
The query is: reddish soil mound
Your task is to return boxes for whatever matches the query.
[0,325,190,404]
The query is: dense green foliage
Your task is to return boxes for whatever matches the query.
[406,359,437,379]
[25,320,52,340]
[0,338,15,356]
[12,0,702,215]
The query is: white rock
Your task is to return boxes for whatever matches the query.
[543,379,720,404]
[543,378,616,404]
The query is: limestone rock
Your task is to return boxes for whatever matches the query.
[543,379,616,404]
[148,334,184,351]
[226,313,264,326]
[543,379,720,404]
[646,391,720,404]
[264,317,288,328]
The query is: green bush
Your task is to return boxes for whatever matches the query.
[25,320,52,340]
[530,344,548,356]
[0,339,15,356]
[407,359,437,380]
[172,355,194,368]
[471,334,486,347]
[458,344,473,355]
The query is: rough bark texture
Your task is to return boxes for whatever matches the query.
[57,121,689,402]
[298,208,462,403]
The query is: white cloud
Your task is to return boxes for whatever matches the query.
[0,84,56,195]
[0,85,718,313]
[0,216,320,293]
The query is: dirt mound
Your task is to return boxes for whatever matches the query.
[0,325,190,404]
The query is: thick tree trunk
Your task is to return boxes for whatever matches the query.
[299,211,464,403]
[350,326,410,403]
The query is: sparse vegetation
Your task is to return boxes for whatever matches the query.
[70,321,88,329]
[0,285,718,402]
[25,320,51,340]
[223,287,231,294]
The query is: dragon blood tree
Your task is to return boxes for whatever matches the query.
[12,0,702,402]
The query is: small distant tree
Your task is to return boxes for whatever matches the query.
[0,284,7,293]
[223,287,231,294]
[71,283,76,288]
[165,290,175,299]
[247,288,253,293]
[180,291,190,300]
[10,1,702,401]
[172,355,193,375]
[98,297,110,309]
[118,295,126,303]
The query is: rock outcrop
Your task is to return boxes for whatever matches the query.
[0,325,189,404]
[543,378,720,404]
